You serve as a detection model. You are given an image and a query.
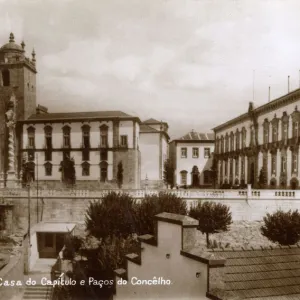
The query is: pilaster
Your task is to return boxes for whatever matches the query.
[267,152,272,184]
[276,149,281,185]
[287,148,292,186]
[245,156,248,183]
[288,116,293,138]
[278,119,282,141]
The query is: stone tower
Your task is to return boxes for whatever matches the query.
[0,33,37,187]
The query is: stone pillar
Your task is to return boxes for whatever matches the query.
[276,149,281,186]
[287,149,292,186]
[238,155,241,181]
[112,120,119,148]
[258,151,263,173]
[289,116,293,139]
[267,151,272,184]
[232,158,235,182]
[278,119,282,141]
[245,156,248,183]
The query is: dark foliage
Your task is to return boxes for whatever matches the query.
[163,159,174,188]
[291,177,299,190]
[258,167,268,188]
[261,210,300,245]
[189,201,232,246]
[135,192,187,235]
[85,192,138,239]
[117,162,123,189]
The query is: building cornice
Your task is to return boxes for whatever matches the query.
[213,88,300,133]
[19,116,141,124]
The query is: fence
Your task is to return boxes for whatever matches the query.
[0,187,299,200]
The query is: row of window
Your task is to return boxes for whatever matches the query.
[216,109,300,154]
[219,151,299,178]
[180,170,211,185]
[27,125,129,149]
[42,149,109,162]
[41,162,108,180]
[181,147,211,158]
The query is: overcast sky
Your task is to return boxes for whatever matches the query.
[1,0,300,139]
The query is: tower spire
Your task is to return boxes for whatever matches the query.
[9,32,14,43]
[32,49,36,63]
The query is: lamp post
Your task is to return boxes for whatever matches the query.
[145,174,148,192]
[27,181,31,247]
[36,153,39,223]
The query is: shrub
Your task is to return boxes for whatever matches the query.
[85,192,138,239]
[135,192,187,235]
[261,210,300,245]
[189,201,232,247]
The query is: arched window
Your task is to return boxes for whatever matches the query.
[27,127,35,149]
[2,69,10,86]
[100,161,108,182]
[100,124,108,147]
[82,125,90,148]
[62,126,71,148]
[44,126,52,161]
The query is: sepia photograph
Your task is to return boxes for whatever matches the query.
[1,0,300,299]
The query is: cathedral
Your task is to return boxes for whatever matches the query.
[0,33,169,189]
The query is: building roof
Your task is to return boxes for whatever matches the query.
[143,118,162,124]
[140,124,159,133]
[209,246,300,300]
[173,131,214,142]
[24,110,138,122]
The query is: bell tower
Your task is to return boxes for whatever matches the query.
[0,33,37,187]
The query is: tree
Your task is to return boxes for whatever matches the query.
[189,201,232,247]
[135,192,187,235]
[59,156,76,186]
[163,159,174,188]
[258,167,268,188]
[117,161,123,189]
[261,210,300,245]
[85,192,138,240]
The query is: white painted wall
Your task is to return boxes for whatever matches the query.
[114,221,208,300]
[139,133,160,180]
[175,142,214,185]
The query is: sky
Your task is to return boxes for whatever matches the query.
[1,0,300,139]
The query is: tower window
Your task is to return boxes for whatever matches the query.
[2,69,10,86]
[82,125,90,148]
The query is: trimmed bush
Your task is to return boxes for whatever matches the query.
[85,192,138,239]
[261,210,300,245]
[189,201,232,247]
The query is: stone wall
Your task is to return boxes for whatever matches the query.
[0,249,24,300]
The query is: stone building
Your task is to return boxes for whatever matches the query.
[213,89,300,189]
[0,33,172,189]
[169,131,214,187]
[21,110,141,189]
[139,118,169,188]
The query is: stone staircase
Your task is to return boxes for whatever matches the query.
[23,284,52,300]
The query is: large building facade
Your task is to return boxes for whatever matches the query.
[0,33,169,189]
[213,90,300,189]
[169,131,214,187]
